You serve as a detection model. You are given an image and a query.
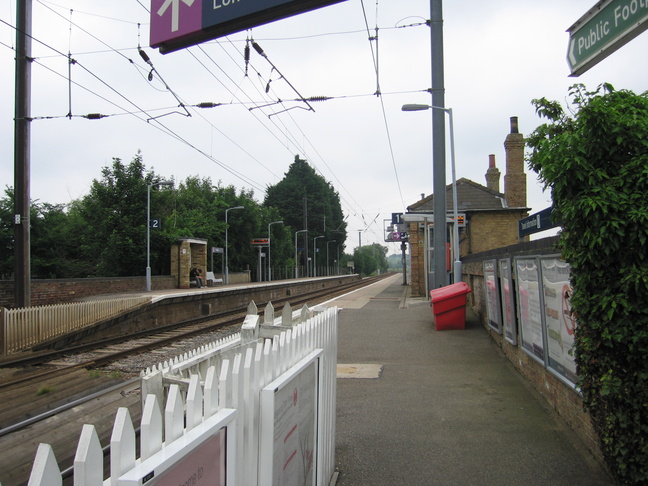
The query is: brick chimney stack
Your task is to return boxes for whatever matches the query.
[485,154,501,192]
[504,116,527,208]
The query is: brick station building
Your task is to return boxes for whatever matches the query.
[406,117,529,297]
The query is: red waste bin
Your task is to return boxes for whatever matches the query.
[430,282,472,330]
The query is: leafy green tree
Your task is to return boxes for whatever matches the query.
[527,84,648,484]
[0,188,87,279]
[352,243,388,277]
[264,156,347,269]
[74,153,170,277]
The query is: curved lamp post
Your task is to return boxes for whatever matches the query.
[225,206,244,285]
[294,229,308,278]
[313,235,324,277]
[326,240,336,276]
[402,103,461,284]
[267,220,283,281]
[146,180,173,292]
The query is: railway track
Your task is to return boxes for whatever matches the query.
[0,275,386,381]
[0,275,388,421]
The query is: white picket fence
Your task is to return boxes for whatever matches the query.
[27,300,339,486]
[1,297,151,356]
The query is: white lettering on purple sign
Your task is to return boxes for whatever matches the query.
[213,0,241,9]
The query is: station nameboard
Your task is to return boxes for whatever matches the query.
[151,0,347,53]
[518,207,557,238]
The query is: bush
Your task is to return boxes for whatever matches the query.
[527,84,648,484]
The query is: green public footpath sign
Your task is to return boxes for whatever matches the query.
[567,0,648,76]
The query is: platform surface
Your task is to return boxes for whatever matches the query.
[329,274,612,486]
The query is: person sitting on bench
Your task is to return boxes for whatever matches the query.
[190,267,205,288]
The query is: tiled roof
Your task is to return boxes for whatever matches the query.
[407,178,507,212]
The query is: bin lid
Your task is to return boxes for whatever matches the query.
[430,282,472,302]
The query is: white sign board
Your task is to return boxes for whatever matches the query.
[259,350,322,486]
[117,408,236,486]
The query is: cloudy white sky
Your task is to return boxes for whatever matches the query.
[1,0,646,254]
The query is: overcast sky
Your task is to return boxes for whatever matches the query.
[1,0,646,254]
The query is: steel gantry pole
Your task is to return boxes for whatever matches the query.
[14,0,32,307]
[225,206,244,284]
[430,0,447,290]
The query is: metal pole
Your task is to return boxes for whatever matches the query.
[401,241,408,285]
[313,236,323,277]
[14,0,32,307]
[267,220,283,281]
[336,245,339,275]
[295,230,307,278]
[146,181,172,291]
[326,240,336,276]
[431,0,447,290]
[225,206,243,284]
[447,108,462,283]
[146,184,152,292]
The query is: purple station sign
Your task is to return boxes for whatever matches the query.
[151,0,347,53]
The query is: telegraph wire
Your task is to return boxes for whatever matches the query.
[1,18,268,193]
[360,0,407,212]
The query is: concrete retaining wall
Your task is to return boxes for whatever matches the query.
[33,275,360,350]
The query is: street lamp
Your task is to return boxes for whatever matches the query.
[225,206,244,285]
[146,180,173,292]
[294,230,308,278]
[267,220,283,281]
[326,240,336,276]
[313,235,324,277]
[402,103,461,284]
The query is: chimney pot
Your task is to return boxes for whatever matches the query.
[488,154,496,168]
[510,116,519,134]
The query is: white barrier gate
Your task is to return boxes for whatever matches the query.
[26,301,338,486]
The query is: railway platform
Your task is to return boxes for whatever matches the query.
[2,274,615,485]
[332,273,612,485]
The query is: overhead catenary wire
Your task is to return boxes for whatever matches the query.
[5,0,429,246]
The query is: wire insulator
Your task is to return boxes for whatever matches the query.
[196,102,221,108]
[138,48,152,65]
[252,42,265,56]
[84,113,106,120]
[306,96,332,102]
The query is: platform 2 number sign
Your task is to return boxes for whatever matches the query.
[150,218,161,229]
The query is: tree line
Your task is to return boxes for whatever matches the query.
[0,153,389,280]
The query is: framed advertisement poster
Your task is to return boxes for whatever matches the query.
[541,257,577,387]
[498,258,517,345]
[259,350,322,486]
[483,260,502,333]
[515,257,546,363]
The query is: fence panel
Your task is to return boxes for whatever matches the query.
[1,297,150,355]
